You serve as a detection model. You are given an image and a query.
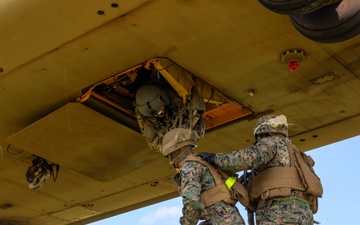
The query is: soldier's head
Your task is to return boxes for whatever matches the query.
[253,114,288,139]
[161,128,199,167]
[135,84,170,117]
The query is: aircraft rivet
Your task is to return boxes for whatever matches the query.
[248,89,255,96]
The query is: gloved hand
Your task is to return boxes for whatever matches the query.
[197,152,216,165]
[180,200,203,225]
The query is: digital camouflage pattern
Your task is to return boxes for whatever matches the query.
[214,136,290,172]
[174,158,245,225]
[256,202,313,225]
[214,135,314,225]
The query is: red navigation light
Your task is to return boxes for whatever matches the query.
[289,61,299,71]
[281,50,305,72]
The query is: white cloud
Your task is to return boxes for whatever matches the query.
[139,206,182,224]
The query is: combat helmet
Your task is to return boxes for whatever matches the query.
[161,128,199,157]
[135,84,170,117]
[253,114,288,137]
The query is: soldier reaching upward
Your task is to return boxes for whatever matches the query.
[198,115,323,225]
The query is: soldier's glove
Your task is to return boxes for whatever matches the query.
[197,152,216,166]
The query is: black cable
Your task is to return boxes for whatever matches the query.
[52,164,60,182]
[6,144,24,155]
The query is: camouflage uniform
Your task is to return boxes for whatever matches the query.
[135,106,167,152]
[212,115,314,225]
[162,128,245,225]
[174,156,245,225]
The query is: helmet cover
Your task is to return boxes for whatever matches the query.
[253,114,288,137]
[161,128,199,157]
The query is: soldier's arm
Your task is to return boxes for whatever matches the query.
[135,107,162,152]
[214,137,277,171]
[179,162,205,225]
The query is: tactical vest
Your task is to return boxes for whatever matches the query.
[248,137,323,213]
[184,155,249,208]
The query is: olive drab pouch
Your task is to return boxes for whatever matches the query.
[293,147,323,213]
[232,178,250,207]
[285,140,323,214]
[296,150,323,197]
[309,197,319,214]
[249,166,304,200]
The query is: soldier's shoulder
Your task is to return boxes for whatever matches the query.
[180,161,207,178]
[182,160,207,170]
[261,135,288,145]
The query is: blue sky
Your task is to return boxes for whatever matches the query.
[89,134,360,225]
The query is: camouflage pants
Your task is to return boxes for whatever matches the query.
[256,200,313,225]
[202,202,245,225]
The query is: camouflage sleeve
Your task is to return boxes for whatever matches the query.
[179,161,205,225]
[135,107,163,152]
[135,107,146,132]
[214,137,277,171]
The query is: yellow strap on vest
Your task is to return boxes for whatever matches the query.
[225,177,236,189]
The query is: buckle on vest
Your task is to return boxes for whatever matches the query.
[271,198,310,207]
[261,190,269,200]
[225,177,236,189]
